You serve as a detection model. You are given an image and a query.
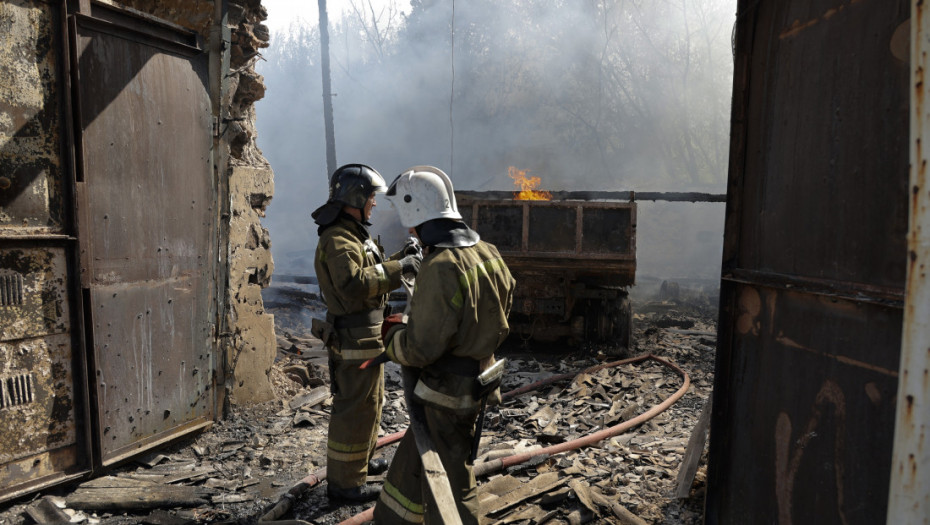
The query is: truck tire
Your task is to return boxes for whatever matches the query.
[584,292,632,349]
[609,294,633,351]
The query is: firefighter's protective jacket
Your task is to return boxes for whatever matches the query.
[316,214,405,362]
[315,213,405,490]
[386,239,515,413]
[374,238,514,525]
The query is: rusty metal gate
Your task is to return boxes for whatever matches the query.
[707,1,910,523]
[70,3,216,465]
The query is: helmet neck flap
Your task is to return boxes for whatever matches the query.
[416,218,480,248]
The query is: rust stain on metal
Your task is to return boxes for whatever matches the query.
[775,333,900,377]
[774,380,847,525]
[735,286,761,335]
[779,0,871,40]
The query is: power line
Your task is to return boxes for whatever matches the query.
[449,1,455,174]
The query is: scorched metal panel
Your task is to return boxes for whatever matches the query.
[0,0,90,503]
[0,246,85,502]
[708,0,910,523]
[0,0,67,235]
[71,6,216,465]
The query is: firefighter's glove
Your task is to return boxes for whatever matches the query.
[400,253,422,277]
[402,237,422,257]
[380,313,407,361]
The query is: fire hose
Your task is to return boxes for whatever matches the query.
[335,353,691,525]
[258,431,406,522]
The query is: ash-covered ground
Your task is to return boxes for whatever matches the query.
[0,278,717,525]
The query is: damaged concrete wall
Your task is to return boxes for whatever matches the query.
[220,0,276,405]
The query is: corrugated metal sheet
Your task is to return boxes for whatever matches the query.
[71,4,216,465]
[707,1,911,523]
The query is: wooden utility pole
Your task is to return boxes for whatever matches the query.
[318,0,337,177]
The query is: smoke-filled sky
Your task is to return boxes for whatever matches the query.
[263,0,411,32]
[255,0,735,282]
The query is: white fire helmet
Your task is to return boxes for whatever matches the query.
[385,166,462,228]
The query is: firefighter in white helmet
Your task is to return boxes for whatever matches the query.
[311,163,422,502]
[373,166,515,524]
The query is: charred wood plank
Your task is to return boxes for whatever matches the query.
[65,476,216,511]
[25,497,71,524]
[485,472,566,516]
[402,367,462,525]
[675,394,713,499]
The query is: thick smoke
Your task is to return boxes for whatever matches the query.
[256,0,735,282]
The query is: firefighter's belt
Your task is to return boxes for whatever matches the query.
[429,354,480,376]
[326,308,383,329]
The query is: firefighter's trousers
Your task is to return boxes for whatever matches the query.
[327,357,384,490]
[372,403,479,525]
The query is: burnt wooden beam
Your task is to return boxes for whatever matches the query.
[455,190,726,202]
[65,476,216,511]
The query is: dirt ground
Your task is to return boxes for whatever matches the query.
[0,282,717,525]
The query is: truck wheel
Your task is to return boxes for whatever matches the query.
[590,294,632,349]
[610,294,633,351]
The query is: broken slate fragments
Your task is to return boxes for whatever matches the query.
[2,296,715,525]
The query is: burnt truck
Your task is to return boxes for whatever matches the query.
[455,191,636,348]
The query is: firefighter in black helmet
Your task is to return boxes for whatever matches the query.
[311,163,422,502]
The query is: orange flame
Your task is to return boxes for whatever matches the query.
[509,167,552,201]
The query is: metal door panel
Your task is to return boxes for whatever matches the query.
[72,7,215,465]
[713,282,901,523]
[733,0,910,290]
[708,0,910,522]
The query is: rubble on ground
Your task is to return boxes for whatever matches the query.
[0,286,716,525]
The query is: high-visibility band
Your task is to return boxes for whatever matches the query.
[337,347,384,361]
[368,263,388,295]
[379,480,425,523]
[451,257,508,308]
[327,439,371,463]
[414,379,479,412]
[387,330,406,364]
[386,332,399,362]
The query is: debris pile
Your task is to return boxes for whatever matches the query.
[0,288,716,525]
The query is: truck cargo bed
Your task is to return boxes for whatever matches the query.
[456,192,636,347]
